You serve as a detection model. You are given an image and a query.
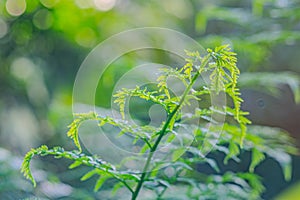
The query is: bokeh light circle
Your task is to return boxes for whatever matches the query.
[6,0,26,16]
[73,27,226,171]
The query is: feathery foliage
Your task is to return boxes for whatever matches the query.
[21,45,297,199]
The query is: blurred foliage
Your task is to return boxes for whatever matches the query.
[239,72,300,103]
[0,147,97,199]
[0,0,300,199]
[194,0,300,72]
[275,181,300,200]
[21,46,298,199]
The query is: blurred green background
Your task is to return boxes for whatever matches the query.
[0,0,300,199]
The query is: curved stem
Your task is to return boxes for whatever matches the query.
[131,54,210,200]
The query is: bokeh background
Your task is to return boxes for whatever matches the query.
[0,0,300,199]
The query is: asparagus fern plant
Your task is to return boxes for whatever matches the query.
[21,45,297,199]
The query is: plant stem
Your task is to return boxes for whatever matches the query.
[131,54,210,200]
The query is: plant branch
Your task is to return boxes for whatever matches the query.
[131,54,211,200]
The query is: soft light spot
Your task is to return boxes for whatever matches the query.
[276,0,289,7]
[75,0,94,9]
[10,57,49,105]
[0,18,8,39]
[6,0,26,16]
[27,77,49,106]
[93,0,116,11]
[10,57,35,81]
[75,27,97,48]
[164,167,175,178]
[9,157,22,170]
[162,0,192,19]
[33,9,53,30]
[40,0,59,8]
[270,9,281,18]
[40,182,73,198]
[0,148,10,161]
[0,106,39,153]
[285,38,295,45]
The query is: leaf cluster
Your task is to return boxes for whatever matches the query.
[21,45,297,199]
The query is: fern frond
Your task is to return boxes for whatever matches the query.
[21,145,139,192]
[21,145,49,187]
[96,115,158,147]
[207,45,248,145]
[157,67,189,100]
[182,50,201,81]
[20,44,296,200]
[114,86,165,119]
[67,112,97,152]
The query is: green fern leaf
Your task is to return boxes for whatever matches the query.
[94,175,110,192]
[249,148,265,172]
[20,145,49,187]
[67,112,97,152]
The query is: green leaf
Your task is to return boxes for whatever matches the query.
[21,150,37,187]
[119,173,140,182]
[80,169,99,181]
[195,12,207,34]
[237,173,265,198]
[171,161,193,171]
[283,162,292,182]
[224,141,240,164]
[249,148,265,172]
[114,86,166,119]
[166,133,176,143]
[21,145,49,187]
[158,179,170,188]
[168,116,176,131]
[269,150,292,181]
[205,158,220,172]
[94,175,110,192]
[139,143,150,154]
[111,182,124,196]
[21,44,297,200]
[67,112,97,152]
[172,147,186,162]
[69,160,82,169]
